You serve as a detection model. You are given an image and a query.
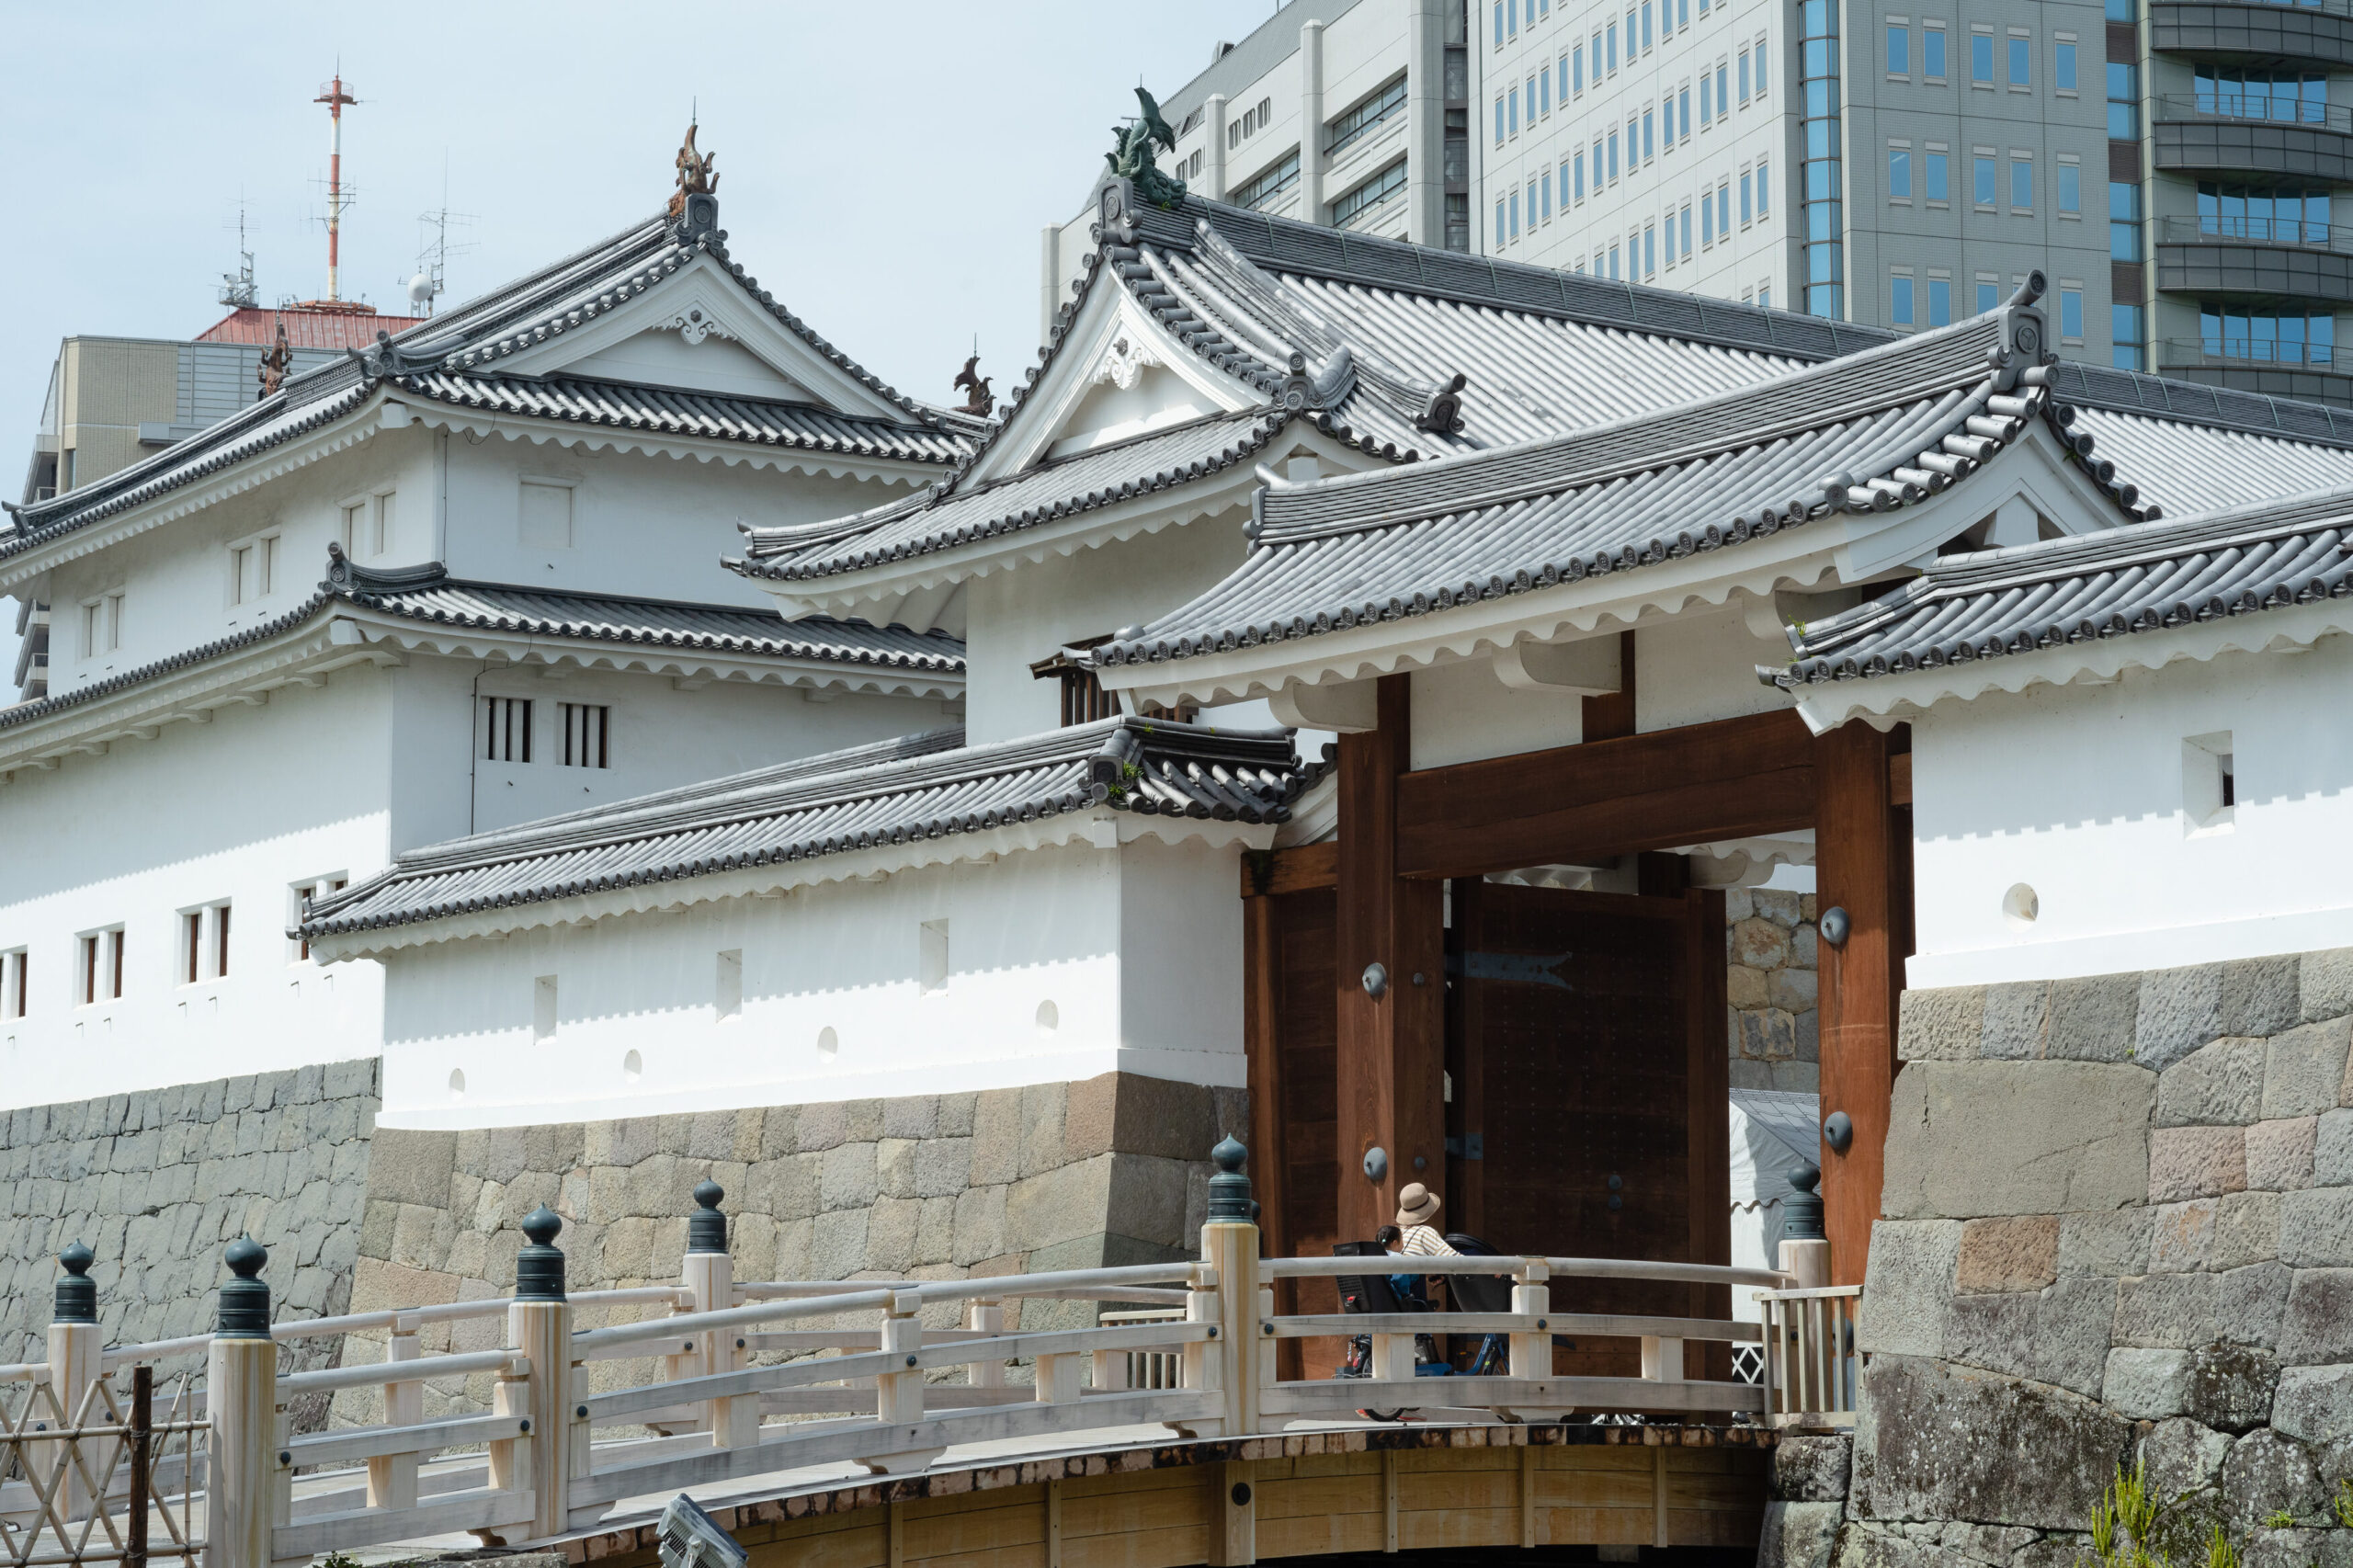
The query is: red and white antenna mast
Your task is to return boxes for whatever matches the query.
[314,70,359,301]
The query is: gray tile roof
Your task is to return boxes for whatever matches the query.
[739,182,2353,591]
[298,716,1312,942]
[392,371,970,465]
[1770,488,2353,688]
[328,552,964,672]
[1095,294,2114,671]
[3,204,950,555]
[0,553,960,736]
[734,410,1287,581]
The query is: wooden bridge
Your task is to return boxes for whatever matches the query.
[0,1142,1859,1568]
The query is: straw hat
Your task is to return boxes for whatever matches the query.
[1394,1182,1440,1228]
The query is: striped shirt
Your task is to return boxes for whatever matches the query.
[1399,1224,1458,1257]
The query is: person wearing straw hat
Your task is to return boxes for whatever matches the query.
[1393,1183,1459,1259]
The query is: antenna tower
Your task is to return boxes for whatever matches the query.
[314,70,359,301]
[220,202,259,309]
[407,163,476,319]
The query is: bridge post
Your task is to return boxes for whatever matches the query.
[684,1180,754,1447]
[966,1298,1006,1388]
[205,1238,276,1568]
[46,1243,101,1521]
[1508,1260,1550,1379]
[508,1206,573,1540]
[1201,1137,1261,1437]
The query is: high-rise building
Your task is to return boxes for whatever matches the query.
[1046,0,2351,407]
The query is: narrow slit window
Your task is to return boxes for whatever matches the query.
[561,703,611,768]
[483,697,533,763]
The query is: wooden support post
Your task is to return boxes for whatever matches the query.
[684,1206,752,1448]
[365,1327,421,1509]
[1653,1446,1670,1548]
[127,1367,151,1568]
[1045,1479,1064,1568]
[1213,1459,1256,1567]
[1640,1335,1686,1383]
[1519,1443,1538,1549]
[1201,1166,1261,1436]
[966,1300,1006,1387]
[1034,1352,1082,1404]
[876,1294,925,1425]
[45,1244,101,1523]
[1182,1279,1222,1422]
[1381,1449,1400,1553]
[1815,722,1901,1285]
[1508,1266,1550,1378]
[1336,675,1445,1246]
[509,1207,573,1538]
[1243,895,1289,1269]
[1683,884,1732,1378]
[206,1239,276,1568]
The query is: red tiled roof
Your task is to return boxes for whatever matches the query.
[194,307,429,349]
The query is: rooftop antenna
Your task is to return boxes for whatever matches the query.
[408,156,476,319]
[314,66,359,301]
[219,199,259,310]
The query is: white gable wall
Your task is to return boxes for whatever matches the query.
[371,830,1249,1130]
[1907,634,2353,989]
[962,507,1253,744]
[560,331,816,403]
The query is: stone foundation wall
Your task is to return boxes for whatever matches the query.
[335,1071,1244,1421]
[1729,887,1821,1094]
[1776,947,2353,1568]
[0,1061,379,1373]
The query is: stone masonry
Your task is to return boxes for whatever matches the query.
[330,1071,1242,1424]
[1764,946,2353,1568]
[1730,887,1821,1094]
[0,1060,379,1388]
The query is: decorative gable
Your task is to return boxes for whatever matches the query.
[485,252,906,420]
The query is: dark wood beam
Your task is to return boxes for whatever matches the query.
[1241,841,1338,898]
[1682,885,1731,1379]
[1335,676,1447,1248]
[1581,631,1639,742]
[1815,722,1900,1286]
[1394,709,1814,881]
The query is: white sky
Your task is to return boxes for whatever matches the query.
[0,0,1287,678]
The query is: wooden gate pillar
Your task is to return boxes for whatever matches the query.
[1335,675,1445,1246]
[1813,722,1904,1285]
[206,1239,277,1568]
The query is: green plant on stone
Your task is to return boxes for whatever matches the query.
[2261,1509,2296,1530]
[315,1553,363,1568]
[2082,1460,2231,1568]
[2336,1480,2353,1530]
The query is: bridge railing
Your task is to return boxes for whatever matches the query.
[22,1139,1855,1568]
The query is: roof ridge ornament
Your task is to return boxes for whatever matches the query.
[324,540,449,596]
[1414,372,1468,436]
[258,320,292,401]
[1104,87,1187,211]
[1278,347,1356,413]
[346,327,442,379]
[668,122,721,235]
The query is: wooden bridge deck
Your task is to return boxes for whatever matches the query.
[553,1425,1775,1568]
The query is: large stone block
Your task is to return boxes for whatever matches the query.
[1901,987,1985,1062]
[2060,1210,2154,1278]
[2317,1109,2353,1187]
[819,1142,880,1213]
[1774,1434,1854,1501]
[366,1129,455,1208]
[1760,1502,1844,1568]
[1858,1220,1961,1358]
[2156,1038,2268,1129]
[2301,949,2353,1024]
[2103,1344,2276,1431]
[2048,973,2142,1063]
[2115,1271,2218,1348]
[2279,1269,2353,1364]
[2037,1276,2119,1399]
[1017,1082,1068,1178]
[2248,1118,2320,1192]
[2139,1416,2232,1497]
[2217,1262,2294,1348]
[1006,1156,1115,1253]
[969,1090,1023,1186]
[2149,1126,2246,1202]
[2150,1199,2217,1274]
[808,1209,869,1279]
[2220,1429,2327,1533]
[2213,1191,2283,1273]
[1948,1292,2038,1379]
[1981,983,2050,1059]
[2224,958,2303,1040]
[2281,1187,2353,1267]
[2268,1018,2352,1120]
[1852,1353,2134,1529]
[2273,1365,2353,1444]
[1883,1062,2152,1220]
[1956,1216,2061,1293]
[2137,965,2224,1074]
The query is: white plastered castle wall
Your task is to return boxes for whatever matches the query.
[370,829,1250,1131]
[1906,634,2353,990]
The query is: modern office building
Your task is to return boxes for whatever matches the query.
[1047,0,2353,404]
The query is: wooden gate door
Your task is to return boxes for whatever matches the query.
[1446,879,1729,1378]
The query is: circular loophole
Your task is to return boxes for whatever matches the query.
[622,1049,642,1084]
[447,1068,466,1100]
[1035,999,1060,1038]
[815,1025,839,1060]
[2002,883,2040,928]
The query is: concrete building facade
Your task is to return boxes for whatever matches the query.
[1047,0,2353,407]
